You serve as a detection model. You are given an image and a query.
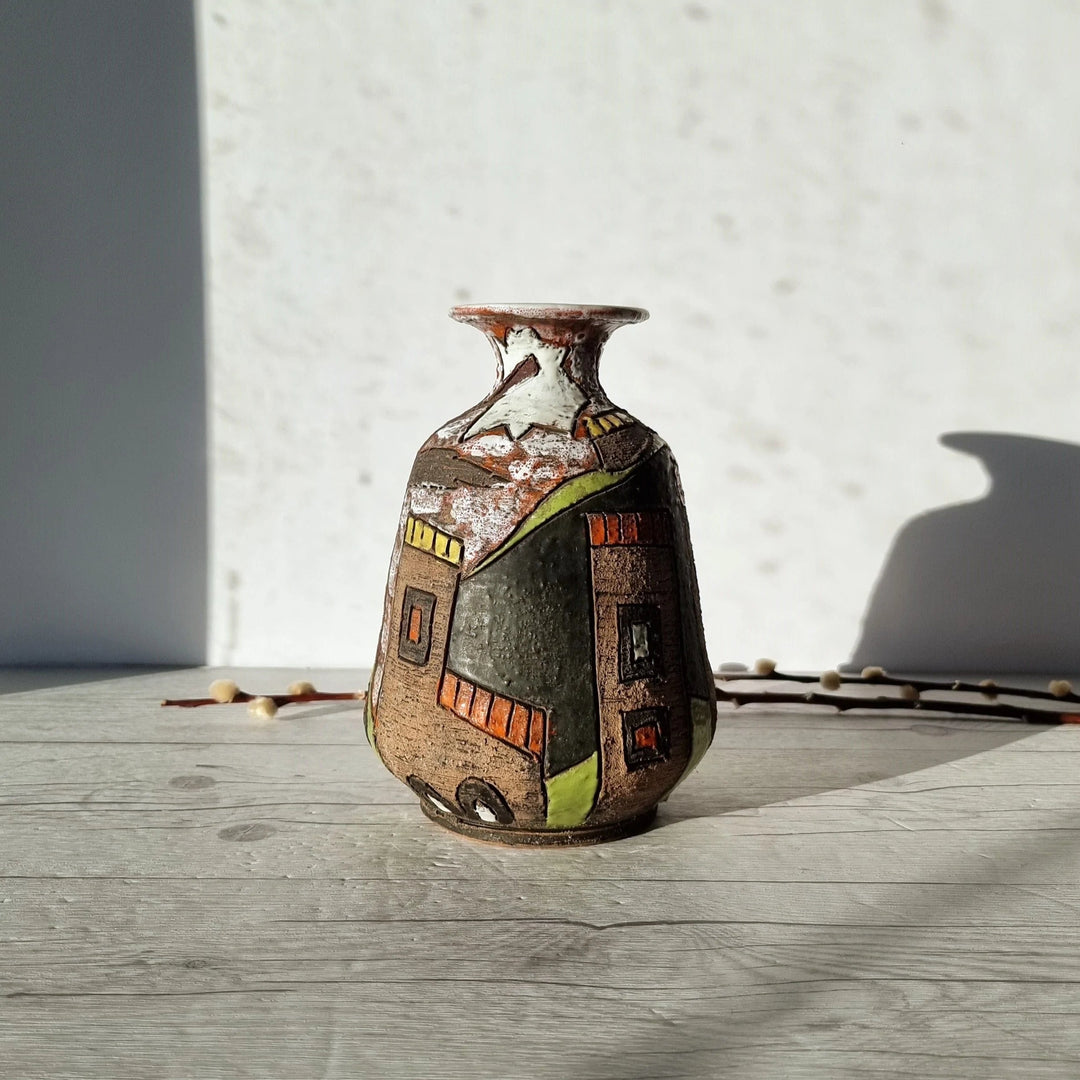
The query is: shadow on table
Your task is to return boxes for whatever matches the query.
[659,708,1049,823]
[619,795,1080,1077]
[0,665,189,696]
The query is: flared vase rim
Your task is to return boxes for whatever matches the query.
[450,303,649,326]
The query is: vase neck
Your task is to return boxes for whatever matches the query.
[450,304,648,396]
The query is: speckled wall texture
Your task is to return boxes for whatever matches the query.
[199,0,1080,672]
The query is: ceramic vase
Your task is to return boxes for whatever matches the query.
[367,304,716,844]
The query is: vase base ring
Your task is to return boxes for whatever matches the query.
[418,799,657,847]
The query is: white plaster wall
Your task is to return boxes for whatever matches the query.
[199,0,1080,670]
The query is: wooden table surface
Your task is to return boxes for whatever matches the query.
[3,667,1080,1079]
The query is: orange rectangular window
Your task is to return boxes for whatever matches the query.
[397,586,436,666]
[633,724,659,751]
[623,707,669,770]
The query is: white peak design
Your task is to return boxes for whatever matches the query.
[462,327,587,441]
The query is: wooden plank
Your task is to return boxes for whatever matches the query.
[3,736,1080,879]
[4,1002,1076,1080]
[5,877,1080,1076]
[4,738,1080,828]
[3,669,1080,1077]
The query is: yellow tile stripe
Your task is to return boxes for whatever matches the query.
[404,515,463,565]
[585,411,633,438]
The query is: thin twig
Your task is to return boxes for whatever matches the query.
[161,688,364,709]
[716,666,1079,705]
[714,684,1080,725]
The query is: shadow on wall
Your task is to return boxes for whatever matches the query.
[0,2,206,663]
[848,432,1080,675]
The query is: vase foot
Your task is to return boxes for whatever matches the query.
[418,798,657,847]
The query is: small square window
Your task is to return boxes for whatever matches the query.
[617,603,663,683]
[622,707,670,771]
[398,586,436,665]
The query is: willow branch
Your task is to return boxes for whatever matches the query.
[161,691,362,708]
[161,679,366,718]
[716,661,1079,705]
[714,684,1080,725]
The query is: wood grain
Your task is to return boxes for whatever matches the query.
[3,668,1080,1078]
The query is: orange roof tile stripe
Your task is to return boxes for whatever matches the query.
[585,510,673,547]
[439,670,546,760]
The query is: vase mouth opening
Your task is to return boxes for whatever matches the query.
[450,303,649,329]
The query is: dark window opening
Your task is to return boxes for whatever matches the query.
[617,603,663,683]
[622,707,670,770]
[398,586,436,665]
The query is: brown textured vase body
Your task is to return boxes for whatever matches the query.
[367,304,716,844]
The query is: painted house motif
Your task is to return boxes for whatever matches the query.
[369,308,716,837]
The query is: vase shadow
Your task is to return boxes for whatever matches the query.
[662,429,1080,822]
[847,431,1080,674]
